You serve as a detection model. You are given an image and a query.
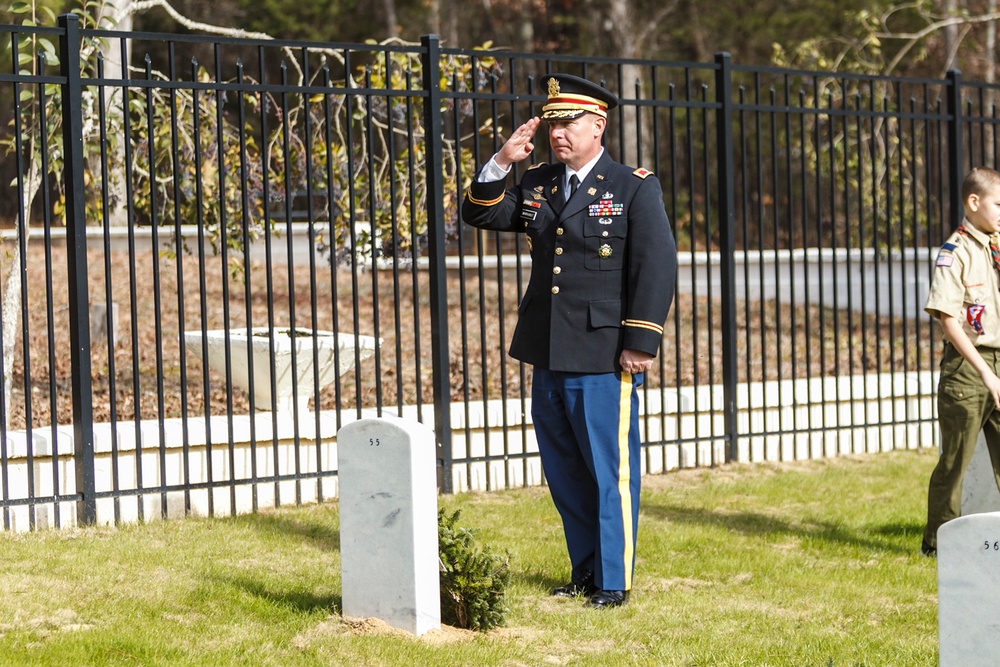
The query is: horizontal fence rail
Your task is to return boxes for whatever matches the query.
[0,15,981,529]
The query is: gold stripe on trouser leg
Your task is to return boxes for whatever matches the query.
[617,372,634,591]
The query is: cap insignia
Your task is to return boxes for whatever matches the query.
[548,78,561,97]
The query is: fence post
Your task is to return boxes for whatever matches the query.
[59,14,96,524]
[947,69,964,227]
[420,34,453,493]
[715,52,739,464]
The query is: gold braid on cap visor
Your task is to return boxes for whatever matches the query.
[542,94,609,118]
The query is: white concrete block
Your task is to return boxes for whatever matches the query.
[337,417,440,636]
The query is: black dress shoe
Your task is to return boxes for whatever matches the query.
[586,589,630,608]
[551,571,596,597]
[921,539,937,557]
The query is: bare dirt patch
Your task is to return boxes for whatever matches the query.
[293,614,476,644]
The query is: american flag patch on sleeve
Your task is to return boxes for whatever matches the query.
[936,253,954,267]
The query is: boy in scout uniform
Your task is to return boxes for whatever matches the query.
[461,74,677,607]
[923,166,1000,556]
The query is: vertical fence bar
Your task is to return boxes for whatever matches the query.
[420,34,453,492]
[714,53,739,463]
[59,14,96,525]
[947,70,964,226]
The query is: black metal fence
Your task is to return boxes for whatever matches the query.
[0,14,977,528]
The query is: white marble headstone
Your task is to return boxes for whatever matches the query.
[337,417,441,636]
[937,511,1000,666]
[961,433,1000,515]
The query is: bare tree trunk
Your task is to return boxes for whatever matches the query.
[444,2,459,48]
[382,0,398,38]
[944,0,960,70]
[427,0,441,35]
[99,10,131,227]
[518,0,534,52]
[603,0,646,166]
[2,161,39,419]
[988,0,997,165]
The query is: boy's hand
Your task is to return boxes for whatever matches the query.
[983,372,1000,410]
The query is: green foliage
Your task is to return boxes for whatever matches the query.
[437,508,511,632]
[0,0,114,224]
[128,65,269,275]
[1,0,499,277]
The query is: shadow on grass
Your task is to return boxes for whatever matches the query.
[238,511,341,552]
[213,572,342,614]
[642,503,923,555]
[519,571,576,594]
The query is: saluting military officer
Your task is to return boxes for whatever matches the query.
[922,167,1000,557]
[461,73,677,608]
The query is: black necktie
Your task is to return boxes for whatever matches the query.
[567,174,579,201]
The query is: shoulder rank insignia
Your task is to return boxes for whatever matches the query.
[633,167,654,179]
[527,162,547,171]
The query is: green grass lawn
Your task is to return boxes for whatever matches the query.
[0,449,940,666]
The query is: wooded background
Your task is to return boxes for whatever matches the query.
[1,0,998,226]
[3,0,998,77]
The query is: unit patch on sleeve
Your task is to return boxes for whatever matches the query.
[968,303,986,335]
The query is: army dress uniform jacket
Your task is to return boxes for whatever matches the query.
[461,151,677,374]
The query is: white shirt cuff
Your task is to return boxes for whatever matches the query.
[477,155,512,183]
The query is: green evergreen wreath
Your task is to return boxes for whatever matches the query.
[437,509,512,631]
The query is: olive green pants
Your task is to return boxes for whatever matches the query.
[925,344,1000,548]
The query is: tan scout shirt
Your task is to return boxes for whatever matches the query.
[925,219,1000,348]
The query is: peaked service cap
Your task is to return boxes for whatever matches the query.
[540,73,618,120]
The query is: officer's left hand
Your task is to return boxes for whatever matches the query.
[620,349,654,374]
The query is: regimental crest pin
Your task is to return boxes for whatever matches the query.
[598,244,613,259]
[551,186,558,195]
[588,187,597,196]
